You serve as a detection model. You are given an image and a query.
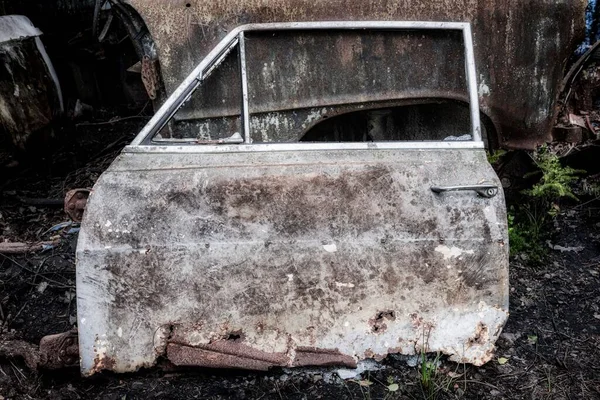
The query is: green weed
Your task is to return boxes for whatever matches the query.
[420,351,440,392]
[508,146,584,261]
[508,204,546,262]
[486,149,507,165]
[524,146,584,208]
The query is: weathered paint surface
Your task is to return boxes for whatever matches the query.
[156,29,474,144]
[77,148,509,375]
[124,0,586,149]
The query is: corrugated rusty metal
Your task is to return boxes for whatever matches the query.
[124,0,586,149]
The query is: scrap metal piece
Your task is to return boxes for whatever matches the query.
[167,342,288,371]
[293,347,357,368]
[39,330,79,369]
[141,55,160,100]
[64,189,90,222]
[0,240,59,254]
[165,325,357,370]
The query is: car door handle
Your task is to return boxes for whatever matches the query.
[431,184,499,198]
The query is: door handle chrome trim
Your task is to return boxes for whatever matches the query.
[431,184,499,198]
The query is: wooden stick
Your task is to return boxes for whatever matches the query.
[0,240,59,254]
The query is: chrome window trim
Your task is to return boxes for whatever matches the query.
[123,141,484,154]
[129,21,482,148]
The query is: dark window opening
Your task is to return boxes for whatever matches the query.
[300,102,473,143]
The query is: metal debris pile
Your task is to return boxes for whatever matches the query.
[555,38,600,142]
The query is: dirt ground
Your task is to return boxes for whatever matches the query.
[0,118,599,399]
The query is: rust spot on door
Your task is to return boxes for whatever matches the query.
[370,310,396,333]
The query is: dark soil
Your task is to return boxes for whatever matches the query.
[1,120,600,399]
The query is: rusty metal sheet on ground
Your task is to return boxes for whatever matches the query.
[76,147,508,375]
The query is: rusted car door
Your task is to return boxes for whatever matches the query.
[76,22,509,375]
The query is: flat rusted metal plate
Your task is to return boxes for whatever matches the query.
[125,0,586,149]
[76,147,508,375]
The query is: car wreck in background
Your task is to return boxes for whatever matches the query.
[120,0,586,150]
[0,0,590,152]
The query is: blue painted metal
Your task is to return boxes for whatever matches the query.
[577,0,600,56]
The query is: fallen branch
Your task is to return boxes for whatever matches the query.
[0,241,59,254]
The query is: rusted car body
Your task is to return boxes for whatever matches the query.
[122,0,586,149]
[77,21,510,375]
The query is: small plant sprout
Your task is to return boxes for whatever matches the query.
[509,145,585,262]
[525,145,585,212]
[386,375,399,392]
[486,149,507,165]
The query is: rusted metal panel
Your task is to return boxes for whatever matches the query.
[64,189,90,222]
[141,56,161,100]
[124,0,586,149]
[245,30,465,116]
[77,147,508,375]
[39,330,79,370]
[165,30,466,122]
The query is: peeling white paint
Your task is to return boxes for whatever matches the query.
[323,243,337,253]
[302,108,326,129]
[478,74,491,97]
[336,359,384,379]
[434,245,474,260]
[94,338,111,362]
[335,282,355,288]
